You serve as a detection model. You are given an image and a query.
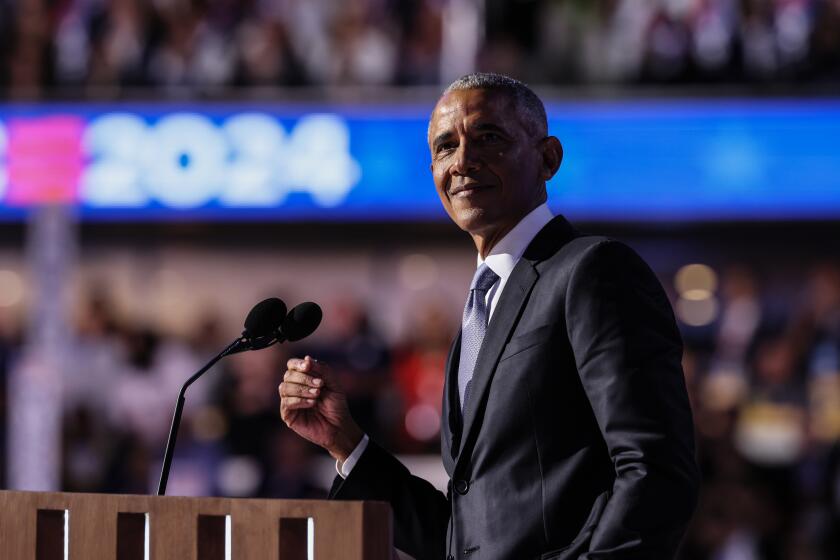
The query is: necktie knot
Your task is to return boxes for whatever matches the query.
[471,263,499,293]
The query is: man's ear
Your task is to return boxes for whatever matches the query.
[539,136,563,181]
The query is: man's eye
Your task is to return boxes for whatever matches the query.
[481,133,501,142]
[437,143,456,153]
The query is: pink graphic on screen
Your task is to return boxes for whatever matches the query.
[6,116,84,206]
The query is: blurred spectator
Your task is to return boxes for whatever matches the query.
[61,289,125,492]
[810,0,840,80]
[62,404,116,492]
[798,264,840,376]
[392,302,453,453]
[394,0,443,84]
[214,344,287,496]
[328,0,399,85]
[682,480,778,560]
[65,288,123,413]
[298,298,393,443]
[263,427,325,499]
[109,325,203,447]
[709,265,764,379]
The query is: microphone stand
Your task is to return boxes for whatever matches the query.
[157,337,247,496]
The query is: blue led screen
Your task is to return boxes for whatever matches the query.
[0,99,837,221]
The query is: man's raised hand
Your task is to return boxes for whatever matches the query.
[279,356,364,463]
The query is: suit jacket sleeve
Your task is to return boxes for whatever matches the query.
[564,240,700,559]
[329,439,450,560]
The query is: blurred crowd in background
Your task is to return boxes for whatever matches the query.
[0,278,458,496]
[1,0,840,96]
[677,262,840,559]
[0,257,839,558]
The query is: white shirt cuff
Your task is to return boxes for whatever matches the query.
[336,434,369,478]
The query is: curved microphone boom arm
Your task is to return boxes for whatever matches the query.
[156,299,322,496]
[157,336,245,496]
[157,297,287,496]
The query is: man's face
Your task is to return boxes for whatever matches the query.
[428,89,556,239]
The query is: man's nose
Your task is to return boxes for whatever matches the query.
[450,141,481,176]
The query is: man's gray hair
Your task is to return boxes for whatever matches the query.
[442,73,548,137]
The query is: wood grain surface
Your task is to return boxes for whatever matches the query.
[0,490,392,560]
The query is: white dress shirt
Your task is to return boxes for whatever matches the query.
[337,203,555,477]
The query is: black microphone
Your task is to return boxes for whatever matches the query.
[157,297,287,495]
[281,302,323,342]
[233,297,288,353]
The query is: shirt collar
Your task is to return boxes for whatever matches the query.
[477,203,554,281]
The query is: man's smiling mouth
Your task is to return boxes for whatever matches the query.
[450,183,493,197]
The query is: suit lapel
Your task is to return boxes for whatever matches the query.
[452,215,578,468]
[455,259,538,463]
[441,332,461,475]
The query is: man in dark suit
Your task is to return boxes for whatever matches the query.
[278,73,700,559]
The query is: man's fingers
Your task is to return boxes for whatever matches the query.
[304,355,333,379]
[286,357,309,372]
[286,356,328,374]
[280,396,316,415]
[283,369,323,388]
[285,356,332,384]
[279,381,321,399]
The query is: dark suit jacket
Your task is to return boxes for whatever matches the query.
[330,216,700,560]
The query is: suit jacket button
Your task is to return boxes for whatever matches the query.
[454,479,470,495]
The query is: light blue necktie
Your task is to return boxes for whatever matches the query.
[458,263,499,412]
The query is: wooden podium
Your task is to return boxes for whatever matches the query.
[0,490,392,559]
